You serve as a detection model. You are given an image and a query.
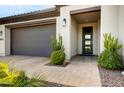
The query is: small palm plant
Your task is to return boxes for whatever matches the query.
[98,33,123,70]
[0,62,47,87]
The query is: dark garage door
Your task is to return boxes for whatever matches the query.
[11,24,56,56]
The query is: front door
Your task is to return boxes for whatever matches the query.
[82,27,93,55]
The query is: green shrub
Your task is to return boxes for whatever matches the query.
[50,35,64,51]
[50,50,65,65]
[50,35,66,65]
[0,62,46,87]
[98,33,123,70]
[13,71,47,87]
[0,62,17,85]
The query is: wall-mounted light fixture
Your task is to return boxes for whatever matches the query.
[62,18,66,27]
[0,30,3,36]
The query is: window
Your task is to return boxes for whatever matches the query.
[85,34,91,39]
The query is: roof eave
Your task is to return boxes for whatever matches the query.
[0,7,59,25]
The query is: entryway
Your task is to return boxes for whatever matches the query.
[71,10,101,56]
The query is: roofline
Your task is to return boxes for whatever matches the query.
[5,17,56,25]
[0,7,56,20]
[5,17,56,28]
[0,5,69,25]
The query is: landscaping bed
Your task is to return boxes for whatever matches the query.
[47,82,71,87]
[0,82,71,87]
[99,66,124,87]
[45,61,70,67]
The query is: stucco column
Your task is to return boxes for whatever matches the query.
[0,25,10,56]
[58,7,71,60]
[100,5,119,52]
[118,6,124,64]
[0,25,6,56]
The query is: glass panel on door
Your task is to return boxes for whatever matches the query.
[85,40,91,45]
[85,46,91,52]
[85,35,91,39]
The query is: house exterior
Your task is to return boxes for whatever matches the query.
[0,5,124,63]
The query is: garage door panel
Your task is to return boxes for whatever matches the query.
[11,24,56,56]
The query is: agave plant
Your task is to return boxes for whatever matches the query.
[0,62,47,87]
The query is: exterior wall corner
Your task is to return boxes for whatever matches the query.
[0,25,10,56]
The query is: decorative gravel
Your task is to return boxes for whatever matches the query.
[99,66,124,87]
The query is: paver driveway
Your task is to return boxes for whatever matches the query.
[0,55,101,87]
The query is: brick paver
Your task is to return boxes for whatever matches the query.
[0,55,101,87]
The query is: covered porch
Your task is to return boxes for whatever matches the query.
[59,6,120,60]
[70,9,101,58]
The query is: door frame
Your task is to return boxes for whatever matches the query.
[82,26,93,55]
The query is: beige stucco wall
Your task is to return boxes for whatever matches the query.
[59,7,71,60]
[5,27,10,55]
[56,17,60,39]
[70,17,78,57]
[0,25,5,56]
[118,6,124,64]
[100,5,119,52]
[97,20,100,55]
[100,5,124,64]
[0,25,10,56]
[62,5,98,12]
[78,23,99,55]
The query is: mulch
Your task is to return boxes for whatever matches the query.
[45,62,70,67]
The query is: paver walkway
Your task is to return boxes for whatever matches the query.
[0,55,101,87]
